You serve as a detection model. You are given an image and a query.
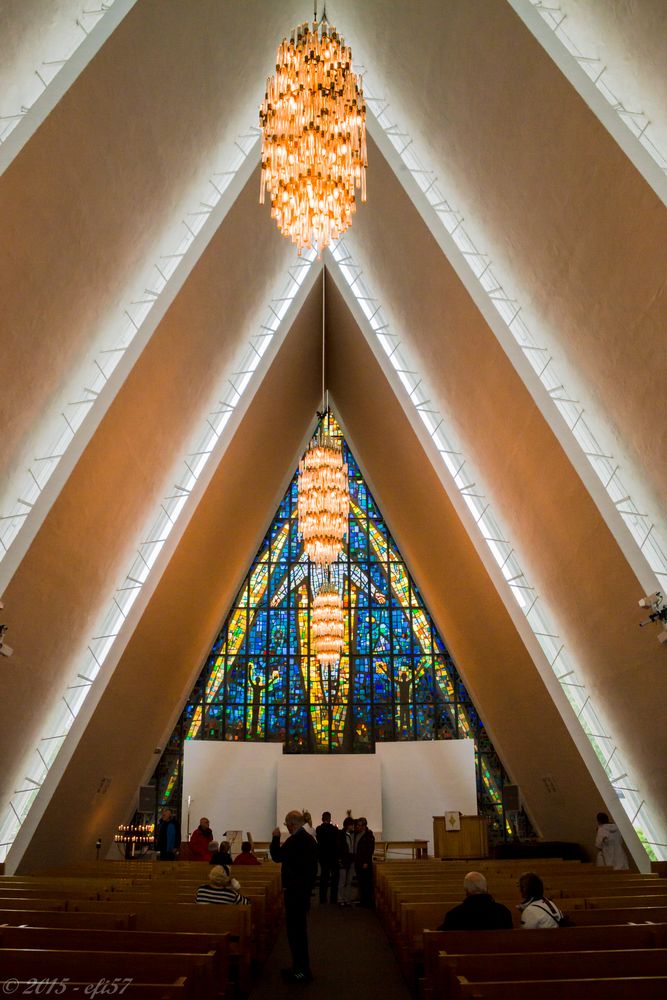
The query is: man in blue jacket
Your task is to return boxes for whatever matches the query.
[271,810,319,983]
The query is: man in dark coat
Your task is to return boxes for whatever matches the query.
[337,816,356,906]
[315,811,339,904]
[271,809,319,983]
[438,871,513,930]
[354,816,375,908]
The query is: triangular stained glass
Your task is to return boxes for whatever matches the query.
[155,416,511,834]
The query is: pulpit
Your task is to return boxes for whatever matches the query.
[433,814,489,858]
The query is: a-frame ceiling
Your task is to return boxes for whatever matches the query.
[0,0,665,872]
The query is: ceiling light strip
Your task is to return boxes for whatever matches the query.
[0,249,317,866]
[328,237,665,864]
[361,83,666,595]
[0,1,137,176]
[0,128,260,592]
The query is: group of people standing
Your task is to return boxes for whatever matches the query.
[315,811,376,908]
[156,810,264,866]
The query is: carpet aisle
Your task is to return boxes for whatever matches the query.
[248,900,412,998]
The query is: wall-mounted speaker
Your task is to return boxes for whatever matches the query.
[138,785,156,813]
[502,784,521,812]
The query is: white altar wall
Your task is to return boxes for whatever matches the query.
[182,741,283,841]
[276,754,382,833]
[182,739,477,846]
[377,739,477,852]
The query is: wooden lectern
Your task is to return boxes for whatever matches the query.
[433,815,489,858]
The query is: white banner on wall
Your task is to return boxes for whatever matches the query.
[182,739,477,847]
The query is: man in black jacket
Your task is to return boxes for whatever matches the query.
[438,871,513,930]
[316,811,339,904]
[354,816,375,908]
[271,810,318,983]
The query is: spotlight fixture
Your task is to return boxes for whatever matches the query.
[638,591,662,608]
[259,2,367,255]
[638,591,667,645]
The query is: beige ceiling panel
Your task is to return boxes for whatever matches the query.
[342,144,667,838]
[336,0,667,524]
[0,163,297,815]
[325,272,606,850]
[0,0,305,493]
[16,276,322,873]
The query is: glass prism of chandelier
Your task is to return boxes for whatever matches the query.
[312,580,344,666]
[297,428,349,565]
[259,17,367,255]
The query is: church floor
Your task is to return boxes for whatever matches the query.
[248,899,412,999]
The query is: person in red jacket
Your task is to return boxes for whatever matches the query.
[189,817,214,861]
[233,840,261,865]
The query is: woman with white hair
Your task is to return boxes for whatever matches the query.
[195,865,249,905]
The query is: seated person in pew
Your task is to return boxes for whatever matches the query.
[233,841,261,866]
[208,840,233,867]
[195,865,250,905]
[438,872,513,931]
[517,872,567,928]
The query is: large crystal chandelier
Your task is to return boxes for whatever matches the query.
[311,580,344,666]
[259,4,367,255]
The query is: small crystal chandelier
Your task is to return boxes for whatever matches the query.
[297,429,349,565]
[259,2,367,256]
[297,271,349,565]
[312,579,344,666]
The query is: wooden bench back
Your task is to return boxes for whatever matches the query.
[455,974,667,998]
[0,949,217,998]
[0,908,129,929]
[437,948,667,999]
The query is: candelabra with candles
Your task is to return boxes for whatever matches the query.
[113,823,155,859]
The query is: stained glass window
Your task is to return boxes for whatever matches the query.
[154,416,514,837]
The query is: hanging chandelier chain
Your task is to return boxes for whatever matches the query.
[322,267,326,417]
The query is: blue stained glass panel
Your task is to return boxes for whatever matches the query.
[158,414,514,840]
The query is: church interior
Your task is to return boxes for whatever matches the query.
[0,0,666,906]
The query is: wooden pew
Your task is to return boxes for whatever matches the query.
[0,908,132,929]
[585,894,667,908]
[421,925,667,1000]
[0,950,217,999]
[437,948,667,1000]
[454,974,667,998]
[0,980,186,998]
[68,899,252,991]
[565,905,667,924]
[0,897,67,911]
[100,886,271,958]
[0,928,229,996]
